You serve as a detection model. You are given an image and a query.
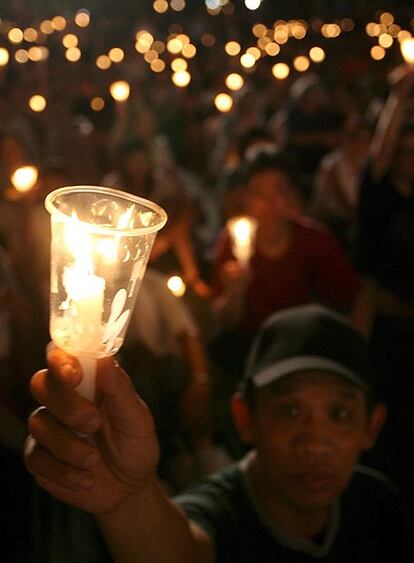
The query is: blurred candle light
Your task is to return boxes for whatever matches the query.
[8,28,24,44]
[29,94,47,112]
[66,47,81,62]
[245,0,261,10]
[225,41,241,56]
[172,70,191,87]
[11,165,38,193]
[309,46,325,63]
[370,45,386,60]
[62,34,78,48]
[75,10,90,27]
[167,275,186,297]
[96,55,112,69]
[240,53,256,68]
[225,72,244,90]
[171,57,187,71]
[214,93,233,112]
[272,62,290,79]
[401,38,414,64]
[153,0,169,13]
[15,49,29,64]
[52,16,67,31]
[182,43,196,58]
[91,97,105,111]
[0,48,9,66]
[226,215,258,266]
[151,59,166,72]
[109,47,125,63]
[109,80,130,101]
[293,55,310,72]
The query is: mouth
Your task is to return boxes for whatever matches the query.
[292,472,336,493]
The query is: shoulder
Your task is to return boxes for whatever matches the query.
[344,465,407,514]
[289,215,336,243]
[175,464,246,532]
[176,464,243,506]
[341,466,413,556]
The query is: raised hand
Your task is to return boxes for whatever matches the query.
[25,347,160,515]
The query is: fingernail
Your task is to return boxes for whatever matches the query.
[61,364,79,385]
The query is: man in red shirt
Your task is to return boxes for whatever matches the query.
[210,149,369,379]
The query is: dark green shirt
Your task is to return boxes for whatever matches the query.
[176,462,413,562]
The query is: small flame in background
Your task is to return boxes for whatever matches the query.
[167,275,186,297]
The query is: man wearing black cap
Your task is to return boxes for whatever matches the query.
[25,305,412,562]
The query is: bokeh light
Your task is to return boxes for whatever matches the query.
[272,62,290,79]
[225,73,245,91]
[214,93,233,112]
[0,48,9,66]
[167,276,186,297]
[109,81,131,101]
[29,95,47,112]
[172,70,191,87]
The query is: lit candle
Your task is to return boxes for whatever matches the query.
[46,185,168,403]
[226,215,258,266]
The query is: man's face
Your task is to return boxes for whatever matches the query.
[245,170,292,225]
[248,371,378,513]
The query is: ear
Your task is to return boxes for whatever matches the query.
[230,391,254,445]
[362,403,387,450]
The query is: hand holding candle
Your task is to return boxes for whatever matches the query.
[45,185,167,402]
[226,215,258,267]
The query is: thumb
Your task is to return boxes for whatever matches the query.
[96,358,155,438]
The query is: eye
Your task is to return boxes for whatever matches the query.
[276,404,300,418]
[331,406,353,422]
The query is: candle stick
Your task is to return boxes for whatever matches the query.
[226,215,258,267]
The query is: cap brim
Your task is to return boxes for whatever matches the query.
[252,355,368,390]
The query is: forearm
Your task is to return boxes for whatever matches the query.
[370,92,407,180]
[97,477,201,563]
[213,288,246,328]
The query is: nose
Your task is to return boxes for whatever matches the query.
[294,415,335,460]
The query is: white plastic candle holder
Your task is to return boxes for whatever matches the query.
[45,185,167,402]
[226,215,258,267]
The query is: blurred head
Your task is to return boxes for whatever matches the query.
[232,305,385,512]
[238,127,276,162]
[289,74,328,113]
[118,137,152,191]
[242,148,303,223]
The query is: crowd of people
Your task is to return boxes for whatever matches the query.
[0,12,413,559]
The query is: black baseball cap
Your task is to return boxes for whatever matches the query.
[244,305,375,393]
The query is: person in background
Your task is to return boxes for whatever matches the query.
[270,74,345,198]
[120,267,230,492]
[24,305,412,562]
[353,64,414,509]
[103,136,211,298]
[309,119,373,253]
[210,148,373,384]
